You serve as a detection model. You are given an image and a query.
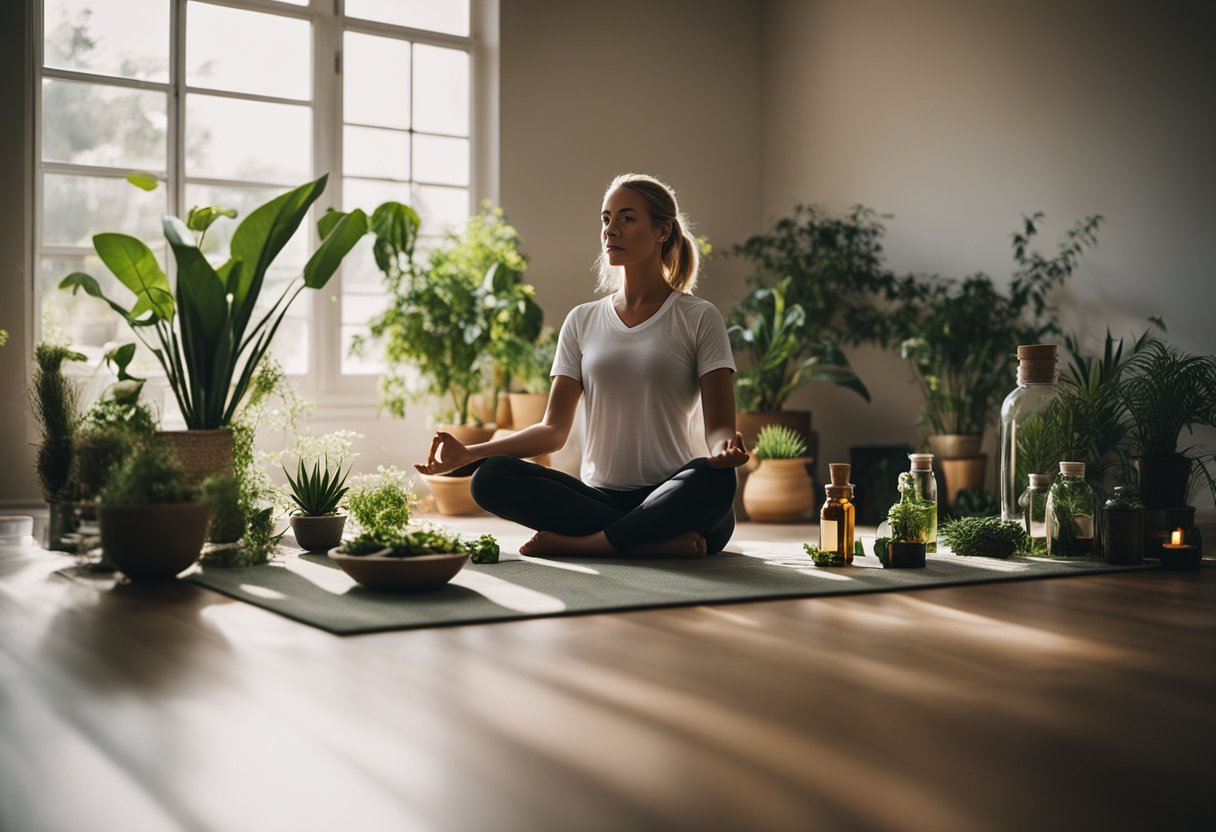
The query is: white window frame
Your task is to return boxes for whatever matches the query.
[30,0,497,421]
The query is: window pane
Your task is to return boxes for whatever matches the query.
[43,173,166,248]
[41,253,127,354]
[342,324,383,375]
[413,184,468,236]
[184,184,309,266]
[187,94,311,184]
[413,134,468,186]
[44,0,169,82]
[413,44,468,135]
[42,79,168,171]
[343,177,410,214]
[344,126,409,180]
[344,32,409,129]
[345,0,469,36]
[340,237,383,293]
[186,2,311,101]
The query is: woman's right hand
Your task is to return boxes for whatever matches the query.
[414,431,473,476]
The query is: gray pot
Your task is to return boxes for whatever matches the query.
[290,514,347,551]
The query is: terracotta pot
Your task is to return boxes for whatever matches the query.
[468,393,496,427]
[885,540,927,569]
[422,473,484,515]
[154,428,234,486]
[742,458,815,523]
[507,392,548,429]
[437,423,497,446]
[98,501,211,581]
[1134,454,1191,510]
[290,514,348,552]
[329,549,468,592]
[927,433,983,459]
[490,428,551,467]
[1102,508,1144,565]
[939,455,987,509]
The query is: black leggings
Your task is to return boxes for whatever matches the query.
[465,455,737,555]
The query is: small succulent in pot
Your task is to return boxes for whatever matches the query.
[284,457,351,551]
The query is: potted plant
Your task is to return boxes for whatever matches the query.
[60,174,369,484]
[284,457,351,552]
[894,212,1103,493]
[727,277,869,450]
[742,424,814,522]
[875,473,935,568]
[29,342,85,550]
[357,202,531,444]
[1102,485,1145,565]
[506,328,558,430]
[97,443,211,581]
[1120,340,1216,509]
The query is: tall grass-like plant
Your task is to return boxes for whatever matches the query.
[1121,340,1216,457]
[753,424,808,460]
[30,342,85,500]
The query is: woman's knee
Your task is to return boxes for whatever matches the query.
[688,458,738,503]
[469,455,525,509]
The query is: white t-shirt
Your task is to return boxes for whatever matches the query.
[551,291,736,489]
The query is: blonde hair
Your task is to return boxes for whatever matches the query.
[595,173,701,294]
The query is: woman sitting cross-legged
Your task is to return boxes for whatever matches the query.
[414,173,748,558]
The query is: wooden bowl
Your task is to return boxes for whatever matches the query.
[328,548,469,591]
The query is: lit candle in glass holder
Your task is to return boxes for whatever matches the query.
[1159,528,1200,570]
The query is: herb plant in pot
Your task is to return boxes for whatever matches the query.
[29,342,85,550]
[97,444,210,581]
[876,473,935,568]
[742,424,814,523]
[60,175,369,485]
[1120,340,1216,510]
[284,458,350,552]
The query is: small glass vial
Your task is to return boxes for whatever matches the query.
[819,463,855,566]
[998,344,1061,524]
[906,453,939,552]
[1046,461,1095,557]
[1019,473,1051,553]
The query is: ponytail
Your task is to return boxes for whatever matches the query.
[594,173,702,294]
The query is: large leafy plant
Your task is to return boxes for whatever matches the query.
[60,175,368,429]
[894,212,1103,436]
[1120,339,1216,457]
[727,277,869,413]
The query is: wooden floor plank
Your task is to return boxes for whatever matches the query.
[1,514,1213,831]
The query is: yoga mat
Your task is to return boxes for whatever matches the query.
[184,539,1154,636]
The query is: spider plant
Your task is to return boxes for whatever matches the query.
[283,458,350,517]
[1120,340,1216,457]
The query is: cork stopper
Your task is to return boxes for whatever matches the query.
[1059,461,1085,478]
[908,453,934,471]
[826,463,853,499]
[1028,473,1052,488]
[1017,343,1058,384]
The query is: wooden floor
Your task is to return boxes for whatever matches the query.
[1,511,1213,832]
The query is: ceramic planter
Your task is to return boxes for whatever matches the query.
[742,458,815,523]
[1134,454,1190,510]
[290,514,348,552]
[507,392,548,429]
[154,428,234,486]
[885,540,927,569]
[422,473,483,515]
[329,548,468,591]
[98,501,211,581]
[927,433,983,459]
[939,455,986,509]
[436,423,497,446]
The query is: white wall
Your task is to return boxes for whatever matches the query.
[761,0,1216,494]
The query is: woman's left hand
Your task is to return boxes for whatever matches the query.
[707,431,749,469]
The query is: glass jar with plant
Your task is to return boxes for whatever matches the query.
[1102,485,1145,565]
[741,424,813,523]
[1046,461,1096,557]
[1120,339,1216,509]
[284,457,351,552]
[59,175,369,483]
[29,342,85,550]
[97,443,210,581]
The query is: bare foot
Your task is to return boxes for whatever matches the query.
[519,531,614,557]
[624,531,707,559]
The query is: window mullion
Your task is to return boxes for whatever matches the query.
[171,0,187,224]
[313,0,342,395]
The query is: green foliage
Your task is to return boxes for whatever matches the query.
[0,328,8,346]
[1103,484,1143,510]
[950,488,1001,519]
[753,424,808,460]
[939,517,1030,558]
[731,204,898,348]
[81,377,157,436]
[200,475,245,545]
[463,534,501,564]
[1120,340,1216,457]
[872,537,892,565]
[347,467,415,543]
[893,213,1103,436]
[340,526,500,561]
[31,342,86,500]
[59,175,368,428]
[99,444,195,505]
[284,457,350,517]
[357,202,536,425]
[512,328,559,394]
[802,543,840,566]
[727,278,869,413]
[887,495,934,543]
[69,426,136,502]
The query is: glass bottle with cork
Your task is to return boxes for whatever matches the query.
[1019,472,1052,553]
[819,463,855,566]
[998,344,1061,524]
[905,453,938,552]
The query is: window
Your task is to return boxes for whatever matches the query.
[35,0,477,396]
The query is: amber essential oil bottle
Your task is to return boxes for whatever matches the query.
[819,463,856,566]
